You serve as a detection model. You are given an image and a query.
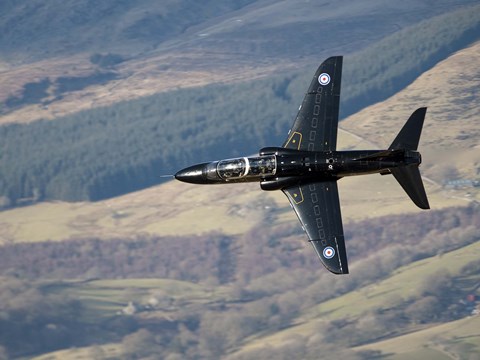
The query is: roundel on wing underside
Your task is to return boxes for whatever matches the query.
[318,73,331,85]
[323,246,335,259]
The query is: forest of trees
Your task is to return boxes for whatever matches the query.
[0,4,479,207]
[0,205,478,358]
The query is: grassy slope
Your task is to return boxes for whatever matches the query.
[13,47,479,360]
[232,241,480,357]
[0,53,290,125]
[311,242,480,320]
[32,343,123,360]
[45,278,231,319]
[1,0,475,63]
[340,41,480,159]
[2,40,478,244]
[339,41,480,207]
[31,278,234,360]
[0,126,466,244]
[30,233,480,360]
[354,316,480,360]
[1,0,477,125]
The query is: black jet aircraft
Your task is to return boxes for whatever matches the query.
[175,56,430,274]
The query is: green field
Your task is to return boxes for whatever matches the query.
[44,278,233,322]
[29,278,236,360]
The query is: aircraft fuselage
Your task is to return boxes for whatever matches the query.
[175,147,422,191]
[173,56,429,274]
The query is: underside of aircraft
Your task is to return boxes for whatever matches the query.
[175,56,430,274]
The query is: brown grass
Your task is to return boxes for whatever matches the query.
[340,41,480,151]
[0,51,296,125]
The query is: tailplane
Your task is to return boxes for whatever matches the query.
[391,166,430,209]
[389,108,430,210]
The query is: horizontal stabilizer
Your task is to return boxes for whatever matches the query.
[391,165,430,209]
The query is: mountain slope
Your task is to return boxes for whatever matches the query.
[1,3,480,359]
[15,221,480,359]
[0,0,256,62]
[341,40,480,184]
[1,5,479,206]
[2,0,476,63]
[354,316,480,359]
[1,40,479,244]
[341,41,480,150]
[0,127,467,245]
[1,0,479,126]
[228,240,480,359]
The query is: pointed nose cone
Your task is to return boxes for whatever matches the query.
[175,163,208,184]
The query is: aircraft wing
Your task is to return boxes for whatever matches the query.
[283,56,342,152]
[283,180,348,274]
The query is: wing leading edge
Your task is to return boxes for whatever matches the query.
[283,56,342,152]
[283,181,348,274]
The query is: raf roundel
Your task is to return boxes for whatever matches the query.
[318,73,331,86]
[323,246,335,259]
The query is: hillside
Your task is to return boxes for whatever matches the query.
[1,0,478,125]
[1,207,476,359]
[1,3,480,359]
[341,42,480,151]
[341,41,480,192]
[1,4,480,207]
[25,232,480,360]
[2,0,475,63]
[0,0,255,62]
[0,43,478,359]
[1,39,478,245]
[0,128,468,245]
[229,240,480,359]
[355,316,480,359]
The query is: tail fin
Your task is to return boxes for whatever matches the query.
[389,107,427,151]
[389,108,430,210]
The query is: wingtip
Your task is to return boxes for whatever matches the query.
[330,268,349,275]
[419,202,431,210]
[326,265,349,275]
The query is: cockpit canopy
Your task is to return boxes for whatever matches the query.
[216,155,276,180]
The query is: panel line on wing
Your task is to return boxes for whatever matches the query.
[333,236,344,273]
